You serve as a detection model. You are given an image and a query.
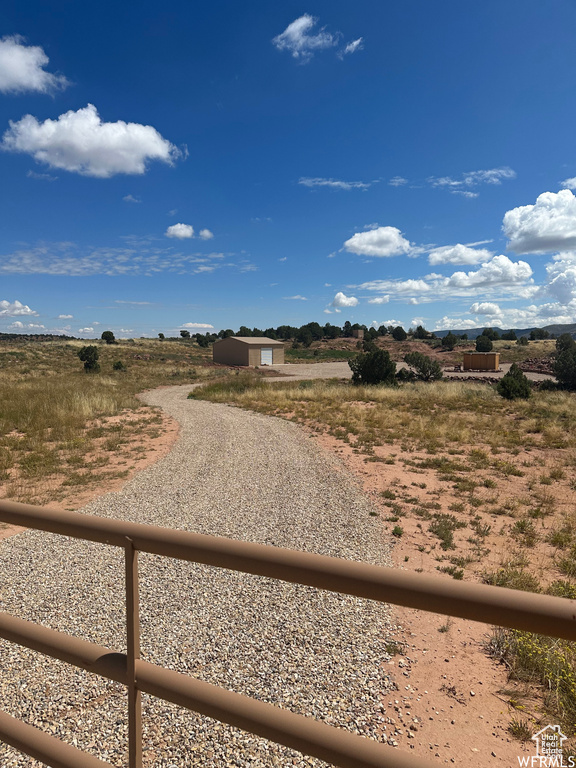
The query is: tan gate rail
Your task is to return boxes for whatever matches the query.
[0,499,575,768]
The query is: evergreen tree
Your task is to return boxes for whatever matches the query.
[349,348,396,385]
[497,363,531,399]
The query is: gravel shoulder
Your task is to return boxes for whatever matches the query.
[0,385,394,767]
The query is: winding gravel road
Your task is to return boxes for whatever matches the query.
[0,385,395,767]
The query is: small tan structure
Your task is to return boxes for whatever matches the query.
[351,329,364,339]
[212,336,285,366]
[463,352,500,371]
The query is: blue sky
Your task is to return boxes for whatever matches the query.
[2,0,576,338]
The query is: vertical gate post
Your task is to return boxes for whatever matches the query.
[125,539,142,768]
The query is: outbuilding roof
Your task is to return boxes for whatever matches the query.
[222,337,284,345]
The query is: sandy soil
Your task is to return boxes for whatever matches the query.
[312,431,561,767]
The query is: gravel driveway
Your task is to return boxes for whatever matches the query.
[0,385,394,767]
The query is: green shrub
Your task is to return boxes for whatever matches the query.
[554,334,576,390]
[101,330,116,344]
[476,335,493,352]
[77,345,100,373]
[403,351,443,381]
[497,363,531,399]
[483,567,541,592]
[546,580,576,599]
[428,513,466,550]
[112,360,126,371]
[348,349,396,386]
[441,332,458,351]
[392,326,407,341]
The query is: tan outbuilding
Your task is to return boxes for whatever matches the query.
[462,352,500,371]
[212,336,285,366]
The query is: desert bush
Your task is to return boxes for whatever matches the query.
[546,580,576,599]
[348,348,396,386]
[441,332,458,351]
[483,567,541,592]
[403,351,443,381]
[554,333,576,390]
[113,360,126,371]
[78,346,100,373]
[504,631,576,730]
[101,331,116,344]
[395,367,417,382]
[392,326,407,341]
[428,513,466,550]
[497,363,531,399]
[476,335,493,352]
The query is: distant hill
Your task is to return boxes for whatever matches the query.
[435,323,576,340]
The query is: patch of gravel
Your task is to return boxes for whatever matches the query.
[0,385,395,767]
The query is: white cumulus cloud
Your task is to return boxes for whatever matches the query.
[165,223,194,239]
[283,295,308,300]
[2,104,180,178]
[0,299,38,316]
[469,302,501,316]
[272,14,338,62]
[0,35,69,94]
[544,252,576,304]
[8,321,46,330]
[560,177,576,190]
[181,322,214,329]
[344,226,413,258]
[357,256,534,301]
[332,291,358,308]
[57,314,73,319]
[79,327,94,333]
[199,228,214,240]
[443,255,532,291]
[367,295,390,304]
[503,190,576,254]
[428,243,494,266]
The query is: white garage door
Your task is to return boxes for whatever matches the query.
[260,348,273,365]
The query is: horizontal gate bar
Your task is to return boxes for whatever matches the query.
[1,500,575,640]
[0,612,437,768]
[0,612,128,685]
[136,658,433,768]
[0,710,113,768]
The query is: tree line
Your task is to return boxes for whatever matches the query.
[174,321,440,348]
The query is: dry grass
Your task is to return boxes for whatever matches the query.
[0,337,223,504]
[191,376,576,455]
